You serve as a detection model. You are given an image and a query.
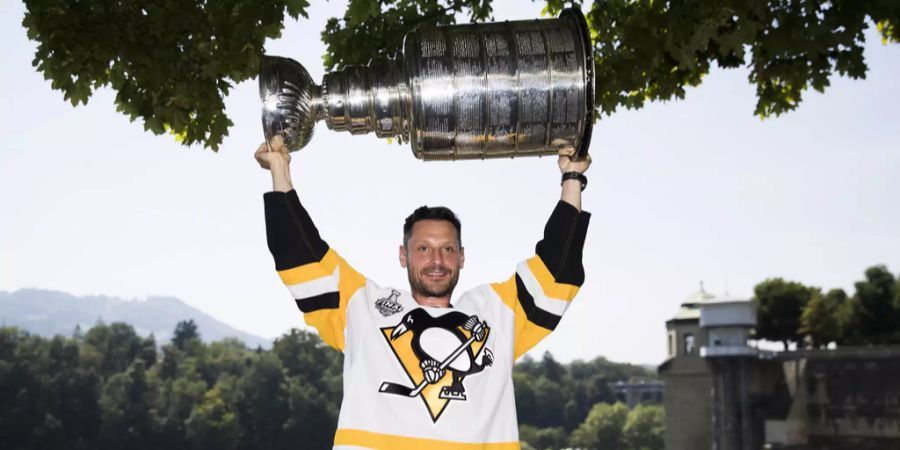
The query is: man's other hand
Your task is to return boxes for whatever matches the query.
[256,136,294,192]
[255,136,291,171]
[557,144,591,174]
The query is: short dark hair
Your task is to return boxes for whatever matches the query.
[403,206,462,247]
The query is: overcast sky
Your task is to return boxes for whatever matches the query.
[2,0,898,365]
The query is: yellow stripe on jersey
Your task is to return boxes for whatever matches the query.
[277,248,341,285]
[526,256,580,301]
[278,248,365,352]
[334,428,521,450]
[491,275,552,361]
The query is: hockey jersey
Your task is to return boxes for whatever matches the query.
[264,190,590,450]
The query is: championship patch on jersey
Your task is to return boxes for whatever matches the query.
[375,289,403,317]
[378,308,493,422]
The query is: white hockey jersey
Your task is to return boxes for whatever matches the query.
[264,190,590,450]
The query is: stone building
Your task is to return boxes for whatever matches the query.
[659,288,900,450]
[658,287,717,450]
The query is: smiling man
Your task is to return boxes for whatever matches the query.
[400,206,465,307]
[256,139,591,450]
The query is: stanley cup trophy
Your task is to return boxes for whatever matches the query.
[259,8,594,161]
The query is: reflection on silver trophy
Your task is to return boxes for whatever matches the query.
[259,8,594,161]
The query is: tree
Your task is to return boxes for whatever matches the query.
[45,336,102,448]
[155,365,206,449]
[799,288,846,348]
[184,388,238,450]
[518,425,568,450]
[172,320,200,351]
[235,353,289,450]
[22,0,313,150]
[754,278,815,349]
[272,328,339,383]
[82,322,146,379]
[281,377,340,450]
[99,360,160,450]
[0,328,52,449]
[531,376,568,428]
[569,402,629,450]
[537,351,565,382]
[846,265,898,344]
[623,404,665,450]
[23,0,900,150]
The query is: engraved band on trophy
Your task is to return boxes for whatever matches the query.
[259,8,594,161]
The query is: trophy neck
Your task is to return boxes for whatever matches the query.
[322,56,410,141]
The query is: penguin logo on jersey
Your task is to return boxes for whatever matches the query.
[378,308,494,422]
[375,289,404,317]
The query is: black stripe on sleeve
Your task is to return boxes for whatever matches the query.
[535,201,591,286]
[515,274,561,331]
[295,291,340,313]
[264,190,331,271]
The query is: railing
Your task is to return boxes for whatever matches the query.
[701,345,769,358]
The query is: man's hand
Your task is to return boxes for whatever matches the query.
[255,136,294,192]
[557,144,591,211]
[254,136,291,171]
[557,145,591,174]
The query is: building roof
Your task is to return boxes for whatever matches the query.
[668,286,717,321]
[683,288,716,306]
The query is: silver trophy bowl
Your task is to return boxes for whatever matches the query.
[260,8,594,161]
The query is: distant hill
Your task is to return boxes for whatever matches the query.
[0,288,271,348]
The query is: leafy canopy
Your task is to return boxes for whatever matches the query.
[23,0,900,150]
[22,0,312,150]
[754,278,816,349]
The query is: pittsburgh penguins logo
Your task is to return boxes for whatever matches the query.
[379,308,493,421]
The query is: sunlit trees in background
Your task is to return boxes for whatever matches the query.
[755,265,900,349]
[0,318,660,450]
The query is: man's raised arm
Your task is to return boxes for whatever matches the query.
[491,149,592,360]
[255,139,365,351]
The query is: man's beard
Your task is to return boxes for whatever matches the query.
[407,265,460,299]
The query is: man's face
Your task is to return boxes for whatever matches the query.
[399,219,464,300]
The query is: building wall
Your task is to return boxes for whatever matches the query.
[802,349,900,449]
[667,320,706,357]
[663,345,900,450]
[745,348,900,450]
[660,356,713,450]
[700,302,755,328]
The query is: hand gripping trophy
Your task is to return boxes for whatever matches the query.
[259,8,595,161]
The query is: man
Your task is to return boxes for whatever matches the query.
[255,139,590,449]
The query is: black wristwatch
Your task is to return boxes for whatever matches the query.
[561,171,587,191]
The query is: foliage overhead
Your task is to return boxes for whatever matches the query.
[22,0,312,150]
[22,0,900,150]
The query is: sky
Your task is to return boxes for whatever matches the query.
[1,0,898,366]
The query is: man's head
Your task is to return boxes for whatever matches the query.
[399,206,464,306]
